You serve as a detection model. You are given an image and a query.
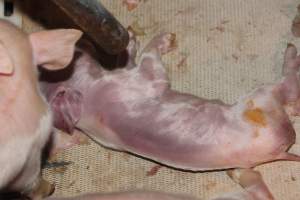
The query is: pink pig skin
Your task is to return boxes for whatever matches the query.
[45,191,255,200]
[41,32,300,199]
[0,20,82,198]
[46,191,197,200]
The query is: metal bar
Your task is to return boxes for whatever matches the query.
[52,0,129,54]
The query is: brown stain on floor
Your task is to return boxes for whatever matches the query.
[146,165,162,176]
[205,180,217,190]
[176,54,189,72]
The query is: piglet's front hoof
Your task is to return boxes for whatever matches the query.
[25,178,55,200]
[160,33,177,54]
[145,32,177,55]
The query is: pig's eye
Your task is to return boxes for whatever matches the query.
[4,0,14,17]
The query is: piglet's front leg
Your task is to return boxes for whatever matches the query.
[48,128,89,156]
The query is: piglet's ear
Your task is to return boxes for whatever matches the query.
[29,29,82,70]
[0,41,14,75]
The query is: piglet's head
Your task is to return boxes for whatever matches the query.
[0,19,82,77]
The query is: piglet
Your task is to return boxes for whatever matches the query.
[40,31,300,199]
[0,19,82,198]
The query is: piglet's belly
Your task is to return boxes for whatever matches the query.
[89,121,247,170]
[81,94,292,171]
[82,104,253,170]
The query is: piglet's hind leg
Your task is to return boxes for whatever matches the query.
[227,169,274,200]
[280,44,300,116]
[274,151,300,162]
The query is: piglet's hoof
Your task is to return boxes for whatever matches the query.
[159,33,177,54]
[25,178,55,200]
[144,32,177,55]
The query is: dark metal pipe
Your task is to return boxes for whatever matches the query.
[52,0,129,54]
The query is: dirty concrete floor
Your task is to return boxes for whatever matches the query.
[22,0,300,199]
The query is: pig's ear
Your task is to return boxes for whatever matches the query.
[0,42,14,75]
[50,87,83,134]
[29,29,83,70]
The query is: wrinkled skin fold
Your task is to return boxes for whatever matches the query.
[41,32,300,200]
